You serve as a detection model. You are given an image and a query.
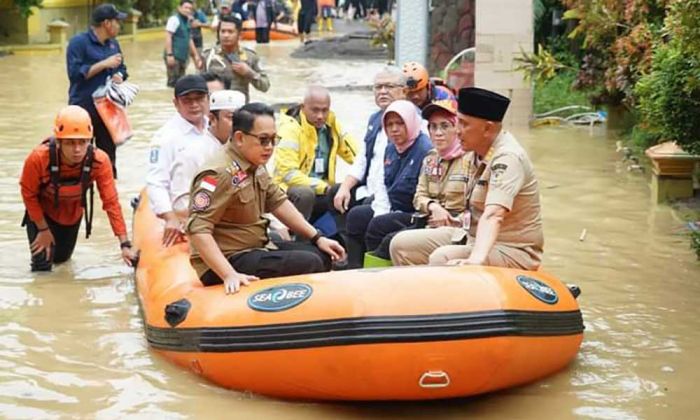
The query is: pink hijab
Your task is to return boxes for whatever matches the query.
[383,100,422,153]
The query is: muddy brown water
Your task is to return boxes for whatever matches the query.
[0,37,698,419]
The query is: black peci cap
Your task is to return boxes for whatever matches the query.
[458,87,511,122]
[174,74,209,97]
[92,4,128,24]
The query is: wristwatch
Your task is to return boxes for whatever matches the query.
[120,240,132,249]
[310,231,323,246]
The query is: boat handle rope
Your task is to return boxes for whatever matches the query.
[418,370,451,388]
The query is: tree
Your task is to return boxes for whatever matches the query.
[562,0,668,107]
[13,0,43,18]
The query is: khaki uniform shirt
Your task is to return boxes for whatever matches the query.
[186,142,287,277]
[414,150,473,216]
[468,131,543,259]
[202,45,270,101]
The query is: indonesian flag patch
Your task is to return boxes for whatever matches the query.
[199,175,218,192]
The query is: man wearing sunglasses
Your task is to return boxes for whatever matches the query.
[186,103,346,295]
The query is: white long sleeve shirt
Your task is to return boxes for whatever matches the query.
[170,130,223,211]
[146,113,208,215]
[347,130,391,215]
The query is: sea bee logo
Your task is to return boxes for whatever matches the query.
[516,275,559,304]
[248,284,313,312]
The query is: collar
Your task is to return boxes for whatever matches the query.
[225,142,253,173]
[206,128,228,145]
[174,113,208,135]
[217,44,247,61]
[88,28,106,45]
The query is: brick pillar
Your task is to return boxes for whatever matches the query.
[474,0,533,128]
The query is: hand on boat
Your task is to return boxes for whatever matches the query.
[223,272,260,295]
[121,245,138,267]
[162,215,184,248]
[30,229,55,261]
[316,237,346,262]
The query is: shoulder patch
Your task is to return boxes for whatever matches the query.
[192,191,211,212]
[199,175,218,192]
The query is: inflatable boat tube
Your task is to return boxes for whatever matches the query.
[240,20,297,41]
[133,193,584,401]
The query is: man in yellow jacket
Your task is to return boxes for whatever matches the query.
[274,85,358,222]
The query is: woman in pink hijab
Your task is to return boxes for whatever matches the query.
[369,98,473,261]
[343,99,433,268]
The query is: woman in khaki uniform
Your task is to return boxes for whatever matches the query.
[368,99,471,261]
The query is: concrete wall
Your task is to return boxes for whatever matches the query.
[428,0,475,75]
[395,0,429,67]
[474,0,533,127]
[28,6,91,44]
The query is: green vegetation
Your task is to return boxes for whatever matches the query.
[635,0,700,155]
[533,69,590,115]
[13,0,42,18]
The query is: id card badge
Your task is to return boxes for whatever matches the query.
[314,158,325,174]
[462,210,472,231]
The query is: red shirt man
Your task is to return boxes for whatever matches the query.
[20,105,136,271]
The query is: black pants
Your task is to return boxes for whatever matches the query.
[298,9,314,34]
[366,211,414,259]
[23,213,81,272]
[199,241,331,286]
[326,184,367,234]
[89,108,117,179]
[255,27,270,43]
[343,204,374,268]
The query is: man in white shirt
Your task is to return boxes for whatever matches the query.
[171,89,246,213]
[147,74,209,247]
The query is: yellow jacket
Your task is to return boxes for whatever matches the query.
[274,105,358,194]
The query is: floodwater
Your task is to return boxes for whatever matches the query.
[0,36,699,419]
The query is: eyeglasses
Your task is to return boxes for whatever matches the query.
[242,131,280,147]
[428,122,455,133]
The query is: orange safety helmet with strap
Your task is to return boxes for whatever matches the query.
[402,61,430,92]
[45,106,96,237]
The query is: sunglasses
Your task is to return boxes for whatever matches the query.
[242,131,280,147]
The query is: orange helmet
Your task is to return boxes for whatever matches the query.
[402,61,429,92]
[53,105,93,139]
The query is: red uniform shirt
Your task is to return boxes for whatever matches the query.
[19,141,127,237]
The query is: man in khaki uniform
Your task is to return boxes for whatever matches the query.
[186,103,345,294]
[388,99,472,264]
[428,87,543,270]
[202,15,270,102]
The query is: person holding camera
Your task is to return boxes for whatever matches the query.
[202,14,270,102]
[367,99,471,263]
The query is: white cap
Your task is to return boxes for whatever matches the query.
[209,90,246,111]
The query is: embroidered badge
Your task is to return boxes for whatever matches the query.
[231,170,248,186]
[199,175,218,192]
[491,162,508,184]
[192,191,211,211]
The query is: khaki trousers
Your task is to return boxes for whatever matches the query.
[389,226,460,266]
[429,242,541,271]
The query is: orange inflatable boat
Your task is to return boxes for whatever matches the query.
[240,19,297,41]
[133,195,584,401]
